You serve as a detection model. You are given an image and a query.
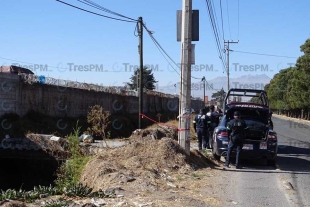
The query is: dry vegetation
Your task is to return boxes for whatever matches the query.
[78,127,222,207]
[1,114,224,207]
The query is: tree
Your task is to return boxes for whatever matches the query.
[265,68,291,110]
[286,39,310,110]
[86,105,111,139]
[128,66,158,90]
[211,88,226,108]
[264,38,310,119]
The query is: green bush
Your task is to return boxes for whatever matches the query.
[55,121,93,189]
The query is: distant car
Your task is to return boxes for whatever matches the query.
[211,89,278,166]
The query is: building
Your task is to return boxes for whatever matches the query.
[0,65,34,75]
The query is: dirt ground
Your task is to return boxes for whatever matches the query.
[77,127,223,207]
[1,125,224,207]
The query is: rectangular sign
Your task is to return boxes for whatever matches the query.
[177,10,199,42]
[243,144,253,150]
[260,142,267,150]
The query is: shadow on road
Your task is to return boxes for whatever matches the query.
[277,154,310,172]
[212,145,310,175]
[214,166,310,175]
[278,145,310,156]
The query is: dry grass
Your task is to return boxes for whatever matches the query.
[79,132,221,206]
[146,115,197,140]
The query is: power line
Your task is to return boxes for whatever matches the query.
[225,0,232,39]
[205,0,227,72]
[77,0,137,21]
[56,0,137,23]
[206,0,225,72]
[191,75,213,89]
[211,0,224,42]
[206,0,223,56]
[231,50,298,58]
[219,0,225,40]
[143,24,180,75]
[134,22,139,37]
[143,23,211,87]
[210,0,227,65]
[238,0,240,39]
[148,35,180,75]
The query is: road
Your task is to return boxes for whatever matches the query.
[211,115,310,207]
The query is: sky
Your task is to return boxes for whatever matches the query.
[0,0,309,94]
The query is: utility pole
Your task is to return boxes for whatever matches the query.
[202,76,205,108]
[178,0,192,155]
[138,17,143,129]
[224,40,238,92]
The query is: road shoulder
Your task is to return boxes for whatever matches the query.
[273,114,310,126]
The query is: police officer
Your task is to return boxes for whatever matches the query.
[224,111,247,169]
[207,105,220,148]
[193,108,210,151]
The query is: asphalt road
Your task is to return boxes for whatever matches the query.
[211,115,310,207]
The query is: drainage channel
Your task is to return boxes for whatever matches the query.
[0,157,62,191]
[0,141,128,191]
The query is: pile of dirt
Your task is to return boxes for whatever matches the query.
[80,135,213,192]
[0,129,221,206]
[78,130,222,206]
[129,126,178,141]
[25,134,70,159]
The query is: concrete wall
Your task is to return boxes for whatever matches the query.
[0,73,203,118]
[0,73,21,116]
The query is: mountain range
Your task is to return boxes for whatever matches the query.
[157,74,272,100]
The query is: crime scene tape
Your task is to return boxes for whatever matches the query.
[139,113,190,132]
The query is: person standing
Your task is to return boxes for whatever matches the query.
[224,111,247,169]
[193,108,210,151]
[206,105,220,149]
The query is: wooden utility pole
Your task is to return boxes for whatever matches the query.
[178,0,192,155]
[202,76,206,108]
[138,17,143,129]
[224,40,238,92]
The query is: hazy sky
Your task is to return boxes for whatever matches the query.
[1,0,308,90]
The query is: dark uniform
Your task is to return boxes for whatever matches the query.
[207,105,220,149]
[224,111,248,169]
[193,109,211,150]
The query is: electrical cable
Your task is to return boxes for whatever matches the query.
[205,0,227,72]
[56,0,137,23]
[225,0,232,39]
[231,50,298,58]
[220,0,225,40]
[143,24,180,75]
[77,0,137,21]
